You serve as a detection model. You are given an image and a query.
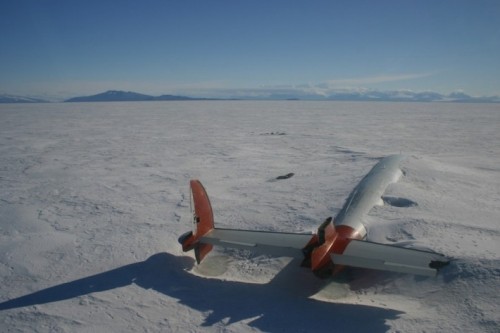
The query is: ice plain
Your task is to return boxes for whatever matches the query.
[0,101,499,332]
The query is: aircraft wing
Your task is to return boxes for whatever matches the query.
[331,239,448,277]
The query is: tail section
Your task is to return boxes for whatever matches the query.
[178,180,215,263]
[178,179,450,277]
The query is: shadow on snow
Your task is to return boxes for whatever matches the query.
[0,252,402,331]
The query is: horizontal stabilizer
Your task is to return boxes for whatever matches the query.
[331,239,449,276]
[200,228,313,258]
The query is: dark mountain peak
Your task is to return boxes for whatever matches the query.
[65,90,155,102]
[65,90,213,102]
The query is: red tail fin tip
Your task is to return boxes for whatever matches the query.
[179,180,215,262]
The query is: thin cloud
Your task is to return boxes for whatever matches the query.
[325,73,435,86]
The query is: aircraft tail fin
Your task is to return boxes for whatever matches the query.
[178,180,215,263]
[332,239,449,276]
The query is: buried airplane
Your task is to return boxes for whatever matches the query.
[179,155,449,278]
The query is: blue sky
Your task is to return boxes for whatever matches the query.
[1,0,499,99]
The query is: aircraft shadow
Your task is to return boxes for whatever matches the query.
[0,252,402,332]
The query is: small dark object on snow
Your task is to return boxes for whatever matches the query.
[429,260,450,269]
[276,173,294,180]
[261,132,286,136]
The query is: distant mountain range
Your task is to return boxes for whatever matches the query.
[250,89,500,103]
[64,89,500,103]
[0,94,48,103]
[64,90,216,102]
[326,90,500,103]
[1,89,499,103]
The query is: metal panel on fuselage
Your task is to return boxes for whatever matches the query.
[334,155,405,238]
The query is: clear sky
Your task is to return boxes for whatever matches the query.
[1,0,499,99]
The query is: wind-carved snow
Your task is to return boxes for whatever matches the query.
[0,101,499,332]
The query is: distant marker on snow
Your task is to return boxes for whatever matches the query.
[276,173,295,180]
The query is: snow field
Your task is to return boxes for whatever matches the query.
[0,101,499,332]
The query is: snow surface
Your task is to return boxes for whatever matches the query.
[0,101,499,332]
